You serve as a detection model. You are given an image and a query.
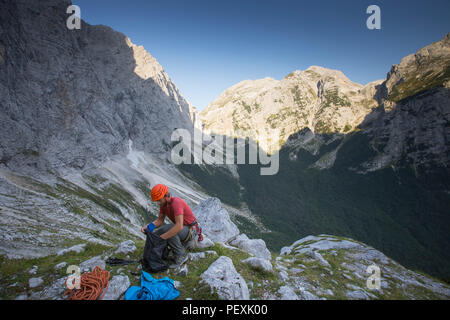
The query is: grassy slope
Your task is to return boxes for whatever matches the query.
[0,240,282,300]
[3,236,447,300]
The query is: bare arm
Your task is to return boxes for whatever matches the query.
[141,212,165,234]
[160,215,183,240]
[152,212,165,228]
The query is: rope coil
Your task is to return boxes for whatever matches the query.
[64,265,110,300]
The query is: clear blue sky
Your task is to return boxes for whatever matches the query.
[74,0,450,111]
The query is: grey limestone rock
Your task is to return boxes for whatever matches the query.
[79,255,106,273]
[28,277,44,288]
[193,197,240,243]
[102,275,130,300]
[241,257,273,273]
[200,256,249,300]
[230,233,271,261]
[57,244,87,256]
[115,240,136,255]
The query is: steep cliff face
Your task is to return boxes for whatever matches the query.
[0,0,198,174]
[358,86,450,173]
[358,33,450,173]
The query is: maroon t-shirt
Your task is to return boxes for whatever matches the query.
[159,197,196,226]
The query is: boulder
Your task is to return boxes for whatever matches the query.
[200,256,249,300]
[298,288,319,300]
[305,250,331,268]
[230,234,271,260]
[193,198,240,243]
[103,275,130,300]
[31,277,66,300]
[241,257,273,273]
[277,270,289,282]
[196,237,215,249]
[278,286,299,300]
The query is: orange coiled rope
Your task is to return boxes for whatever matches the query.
[64,266,110,300]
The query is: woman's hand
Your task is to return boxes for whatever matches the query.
[141,225,147,234]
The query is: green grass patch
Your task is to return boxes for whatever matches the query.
[0,241,112,300]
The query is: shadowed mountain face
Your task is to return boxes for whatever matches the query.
[236,129,450,282]
[181,117,450,282]
[0,0,197,175]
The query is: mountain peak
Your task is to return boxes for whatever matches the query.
[201,63,378,152]
[304,65,362,86]
[306,65,341,73]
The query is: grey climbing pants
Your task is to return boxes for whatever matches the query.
[153,224,190,258]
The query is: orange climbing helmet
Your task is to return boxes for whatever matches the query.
[151,184,169,201]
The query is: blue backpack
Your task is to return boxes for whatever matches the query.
[124,271,180,300]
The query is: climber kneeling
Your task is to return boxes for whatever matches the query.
[141,184,203,269]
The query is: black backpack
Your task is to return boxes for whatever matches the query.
[142,229,170,273]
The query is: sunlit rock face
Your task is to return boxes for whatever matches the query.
[201,34,450,173]
[200,66,382,153]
